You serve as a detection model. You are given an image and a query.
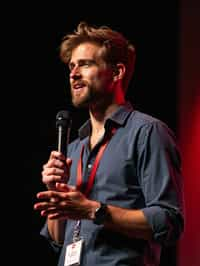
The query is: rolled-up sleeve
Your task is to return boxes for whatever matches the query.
[40,222,63,253]
[138,121,184,244]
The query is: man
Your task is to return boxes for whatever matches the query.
[34,21,184,266]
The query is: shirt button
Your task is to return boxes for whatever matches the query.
[88,164,92,169]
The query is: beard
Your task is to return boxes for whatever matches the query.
[71,79,114,110]
[71,86,93,108]
[71,89,113,113]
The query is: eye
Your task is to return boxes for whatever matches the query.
[68,63,75,71]
[79,60,93,67]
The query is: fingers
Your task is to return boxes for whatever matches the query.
[48,212,69,220]
[42,151,73,189]
[35,204,69,220]
[42,209,69,220]
[34,190,72,219]
[34,187,90,221]
[34,151,75,219]
[49,151,65,161]
[35,185,76,202]
[36,190,67,200]
[48,151,72,166]
[34,186,79,212]
[56,183,76,192]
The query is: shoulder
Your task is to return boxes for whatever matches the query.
[131,110,173,131]
[131,110,164,127]
[129,110,177,146]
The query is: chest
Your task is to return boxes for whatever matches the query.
[68,130,142,205]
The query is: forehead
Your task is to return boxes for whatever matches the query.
[71,42,101,61]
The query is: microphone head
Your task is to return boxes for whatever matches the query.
[56,110,72,128]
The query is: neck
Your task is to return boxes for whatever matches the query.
[89,103,121,149]
[89,86,126,134]
[89,104,119,134]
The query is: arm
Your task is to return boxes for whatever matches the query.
[35,167,183,244]
[35,122,184,245]
[91,202,153,240]
[34,151,72,245]
[47,218,66,245]
[89,121,184,243]
[136,121,184,244]
[35,187,152,240]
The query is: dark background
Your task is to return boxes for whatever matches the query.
[5,1,180,265]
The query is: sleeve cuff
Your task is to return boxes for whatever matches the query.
[40,222,63,253]
[142,206,171,243]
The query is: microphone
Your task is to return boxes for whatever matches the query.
[56,110,72,157]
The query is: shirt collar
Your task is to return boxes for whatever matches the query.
[78,102,134,139]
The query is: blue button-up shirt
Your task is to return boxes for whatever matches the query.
[41,103,184,266]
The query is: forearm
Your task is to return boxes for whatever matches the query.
[47,218,67,244]
[105,205,152,240]
[89,201,153,240]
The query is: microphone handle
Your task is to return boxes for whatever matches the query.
[57,125,71,157]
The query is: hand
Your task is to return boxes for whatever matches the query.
[42,151,72,190]
[34,183,96,220]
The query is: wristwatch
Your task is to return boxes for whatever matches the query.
[93,202,108,225]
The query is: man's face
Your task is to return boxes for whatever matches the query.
[69,42,114,108]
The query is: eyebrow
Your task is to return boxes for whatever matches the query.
[68,59,96,70]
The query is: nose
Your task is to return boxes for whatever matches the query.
[70,65,81,80]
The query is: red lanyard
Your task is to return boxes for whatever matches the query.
[76,128,116,197]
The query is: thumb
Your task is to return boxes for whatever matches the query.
[66,158,72,167]
[55,182,70,192]
[56,182,77,192]
[63,158,72,183]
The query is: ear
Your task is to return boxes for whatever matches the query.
[113,63,126,81]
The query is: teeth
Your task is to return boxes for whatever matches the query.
[74,84,84,89]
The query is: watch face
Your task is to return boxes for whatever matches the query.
[94,203,108,225]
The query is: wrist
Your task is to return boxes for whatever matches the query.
[92,201,109,225]
[88,201,101,220]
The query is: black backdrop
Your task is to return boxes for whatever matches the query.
[5,1,180,265]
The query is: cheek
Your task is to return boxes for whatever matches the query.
[86,69,113,89]
[87,72,102,85]
[99,73,114,90]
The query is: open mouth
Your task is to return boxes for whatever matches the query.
[72,82,87,93]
